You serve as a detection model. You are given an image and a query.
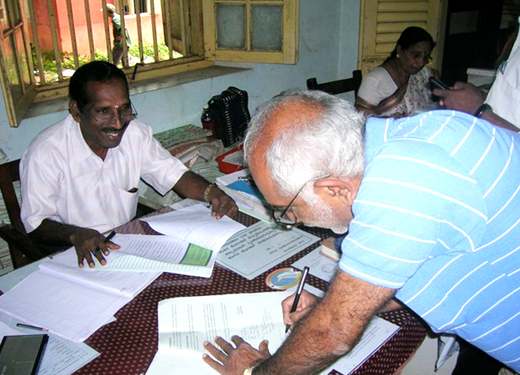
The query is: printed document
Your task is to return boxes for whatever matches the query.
[146,289,400,375]
[0,248,160,342]
[86,233,218,278]
[142,203,245,251]
[146,291,290,375]
[292,247,340,283]
[217,221,320,280]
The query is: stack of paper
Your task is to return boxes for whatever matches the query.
[146,289,400,375]
[141,203,246,252]
[0,253,160,342]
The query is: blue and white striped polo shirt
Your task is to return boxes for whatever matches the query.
[339,110,520,370]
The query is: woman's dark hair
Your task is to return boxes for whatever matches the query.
[69,61,128,108]
[385,27,435,62]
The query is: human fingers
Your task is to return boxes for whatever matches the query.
[432,88,447,98]
[282,291,319,325]
[258,339,271,356]
[211,195,238,219]
[202,352,225,374]
[215,336,236,355]
[204,340,230,364]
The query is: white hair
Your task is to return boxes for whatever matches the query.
[244,90,366,196]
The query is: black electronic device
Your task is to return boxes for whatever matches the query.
[0,335,48,375]
[429,77,450,90]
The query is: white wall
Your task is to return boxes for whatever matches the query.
[0,0,361,161]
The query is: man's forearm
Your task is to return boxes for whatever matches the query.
[28,219,83,246]
[481,110,520,132]
[173,171,214,201]
[253,272,396,375]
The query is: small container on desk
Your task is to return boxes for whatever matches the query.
[216,145,244,174]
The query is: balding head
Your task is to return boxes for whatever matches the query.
[244,90,366,197]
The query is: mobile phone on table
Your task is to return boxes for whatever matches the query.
[429,77,450,90]
[0,335,48,375]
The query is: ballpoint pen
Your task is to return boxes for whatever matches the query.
[285,266,310,333]
[92,231,116,256]
[16,323,48,332]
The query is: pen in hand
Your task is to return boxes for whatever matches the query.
[92,231,116,256]
[285,266,310,333]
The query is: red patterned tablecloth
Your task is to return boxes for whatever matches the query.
[75,211,427,375]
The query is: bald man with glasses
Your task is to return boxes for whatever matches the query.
[20,61,237,268]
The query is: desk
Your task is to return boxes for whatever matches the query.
[68,210,427,375]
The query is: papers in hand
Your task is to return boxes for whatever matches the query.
[146,291,290,375]
[141,203,245,252]
[146,288,400,375]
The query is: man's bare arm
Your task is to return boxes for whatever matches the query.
[433,82,519,132]
[254,271,395,374]
[173,171,238,219]
[28,219,119,268]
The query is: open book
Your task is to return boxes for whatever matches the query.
[0,249,160,343]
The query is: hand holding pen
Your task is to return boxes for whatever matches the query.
[70,229,120,269]
[282,267,317,333]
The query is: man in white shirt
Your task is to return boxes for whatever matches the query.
[20,61,237,268]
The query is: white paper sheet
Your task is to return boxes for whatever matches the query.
[146,291,290,375]
[217,221,320,280]
[141,203,245,251]
[0,271,130,342]
[87,234,218,278]
[292,247,340,283]
[319,317,400,375]
[38,248,161,298]
[146,288,400,375]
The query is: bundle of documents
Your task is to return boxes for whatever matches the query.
[0,253,160,342]
[146,288,400,375]
[100,203,247,278]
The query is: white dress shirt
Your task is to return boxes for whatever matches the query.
[20,115,188,233]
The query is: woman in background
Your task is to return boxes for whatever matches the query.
[356,26,438,118]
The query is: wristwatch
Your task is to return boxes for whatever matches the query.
[474,103,492,118]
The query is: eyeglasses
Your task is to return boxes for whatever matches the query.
[405,50,432,63]
[270,174,330,230]
[85,102,138,125]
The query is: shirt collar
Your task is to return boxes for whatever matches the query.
[69,115,126,164]
[364,116,394,163]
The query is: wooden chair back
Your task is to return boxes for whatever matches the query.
[307,70,363,97]
[0,159,47,268]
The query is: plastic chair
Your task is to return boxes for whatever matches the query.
[306,70,363,97]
